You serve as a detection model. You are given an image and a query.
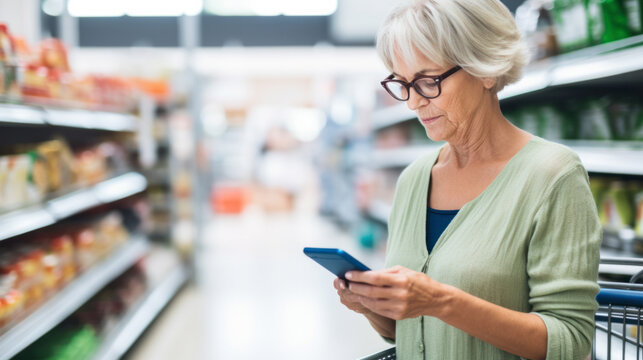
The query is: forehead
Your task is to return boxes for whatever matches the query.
[392,48,442,77]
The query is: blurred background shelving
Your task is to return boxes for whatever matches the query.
[0,27,192,358]
[0,0,642,358]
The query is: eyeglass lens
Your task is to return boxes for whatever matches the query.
[386,78,439,100]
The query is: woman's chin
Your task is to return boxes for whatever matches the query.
[424,129,446,142]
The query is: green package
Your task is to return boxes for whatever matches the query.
[623,0,643,34]
[538,105,566,140]
[606,97,636,140]
[586,0,606,44]
[590,177,610,211]
[599,181,635,230]
[599,0,632,43]
[578,98,612,140]
[633,102,643,140]
[553,0,592,51]
[15,325,98,360]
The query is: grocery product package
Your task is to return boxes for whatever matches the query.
[515,0,559,61]
[599,181,635,231]
[552,0,591,51]
[586,0,631,44]
[538,105,566,140]
[578,98,612,140]
[624,0,643,34]
[635,191,643,237]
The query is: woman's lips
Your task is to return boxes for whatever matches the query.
[420,115,441,125]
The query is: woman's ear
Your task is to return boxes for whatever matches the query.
[482,77,497,90]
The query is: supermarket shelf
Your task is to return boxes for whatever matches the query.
[0,237,150,360]
[0,205,57,242]
[46,188,101,220]
[0,172,147,242]
[567,144,643,176]
[45,108,137,132]
[367,141,643,174]
[549,45,643,87]
[498,66,550,100]
[599,247,643,277]
[367,199,392,225]
[499,34,643,101]
[0,103,137,131]
[0,103,46,125]
[92,263,189,360]
[370,144,442,169]
[372,103,416,131]
[94,172,148,204]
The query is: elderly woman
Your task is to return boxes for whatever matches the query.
[333,0,601,359]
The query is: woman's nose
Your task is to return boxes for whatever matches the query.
[406,87,428,111]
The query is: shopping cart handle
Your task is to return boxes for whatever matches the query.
[596,288,643,307]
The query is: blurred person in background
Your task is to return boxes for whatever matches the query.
[333,0,600,359]
[253,125,318,213]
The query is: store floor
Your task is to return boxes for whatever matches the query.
[127,209,390,360]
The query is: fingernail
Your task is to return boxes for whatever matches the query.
[345,272,353,280]
[339,281,345,289]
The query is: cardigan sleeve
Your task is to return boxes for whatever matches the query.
[527,165,601,360]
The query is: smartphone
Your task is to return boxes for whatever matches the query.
[303,247,371,279]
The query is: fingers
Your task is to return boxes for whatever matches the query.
[345,270,398,287]
[358,297,407,320]
[348,281,404,300]
[333,278,347,290]
[346,269,415,291]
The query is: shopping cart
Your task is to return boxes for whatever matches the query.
[592,256,643,360]
[359,346,396,360]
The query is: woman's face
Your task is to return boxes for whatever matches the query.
[392,52,491,143]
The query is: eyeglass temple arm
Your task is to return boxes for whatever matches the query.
[438,66,462,81]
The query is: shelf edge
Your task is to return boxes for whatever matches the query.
[0,172,148,242]
[92,263,189,360]
[0,237,150,360]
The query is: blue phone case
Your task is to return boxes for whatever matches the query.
[303,247,371,279]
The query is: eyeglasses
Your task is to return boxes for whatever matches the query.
[380,66,461,101]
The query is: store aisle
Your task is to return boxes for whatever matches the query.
[129,209,390,360]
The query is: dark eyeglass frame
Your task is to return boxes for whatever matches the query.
[380,65,462,101]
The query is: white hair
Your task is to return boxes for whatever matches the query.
[376,0,528,92]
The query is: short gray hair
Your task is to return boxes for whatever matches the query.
[376,0,528,92]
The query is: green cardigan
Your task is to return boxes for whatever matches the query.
[385,136,601,360]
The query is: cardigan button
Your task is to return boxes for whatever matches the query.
[419,343,424,352]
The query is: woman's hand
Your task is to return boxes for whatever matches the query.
[345,265,450,321]
[347,266,547,360]
[333,276,372,315]
[333,274,398,340]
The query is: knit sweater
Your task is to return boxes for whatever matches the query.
[385,136,601,360]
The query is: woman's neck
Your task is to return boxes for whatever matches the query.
[442,95,528,169]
